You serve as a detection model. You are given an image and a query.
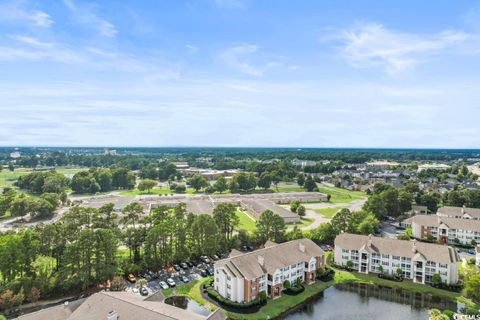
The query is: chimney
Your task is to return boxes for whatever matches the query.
[257,255,264,266]
[299,243,305,252]
[412,240,417,254]
[107,310,118,320]
[367,234,373,247]
[462,205,466,214]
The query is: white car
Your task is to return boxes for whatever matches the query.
[159,281,169,290]
[166,278,176,287]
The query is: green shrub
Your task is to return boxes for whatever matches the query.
[206,287,266,309]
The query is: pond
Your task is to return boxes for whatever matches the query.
[283,283,458,320]
[164,295,210,316]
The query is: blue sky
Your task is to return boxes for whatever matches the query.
[1,0,480,148]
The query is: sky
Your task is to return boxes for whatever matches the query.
[1,0,480,148]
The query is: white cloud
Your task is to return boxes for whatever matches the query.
[330,23,470,75]
[62,0,117,37]
[0,2,53,27]
[185,44,199,55]
[219,44,287,76]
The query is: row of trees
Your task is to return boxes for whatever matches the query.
[14,172,69,194]
[0,189,62,218]
[363,184,414,219]
[71,168,135,194]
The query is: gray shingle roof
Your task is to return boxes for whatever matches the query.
[335,233,460,264]
[412,215,480,232]
[437,206,480,219]
[216,239,324,280]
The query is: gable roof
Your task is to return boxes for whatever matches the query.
[335,233,460,264]
[412,215,480,232]
[215,238,324,280]
[437,206,480,219]
[68,292,206,320]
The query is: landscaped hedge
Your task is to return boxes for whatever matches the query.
[206,287,267,309]
[378,273,403,282]
[283,285,305,295]
[317,267,335,282]
[431,283,463,293]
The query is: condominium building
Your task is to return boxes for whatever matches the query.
[411,215,480,245]
[213,239,324,303]
[334,233,460,285]
[437,205,480,220]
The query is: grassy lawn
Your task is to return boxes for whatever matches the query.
[0,170,29,188]
[236,210,257,232]
[227,280,333,320]
[313,206,347,218]
[120,187,173,196]
[318,186,366,204]
[288,217,314,229]
[275,186,305,193]
[173,277,217,311]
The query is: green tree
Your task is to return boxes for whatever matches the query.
[255,210,286,243]
[297,173,305,187]
[290,200,300,212]
[214,176,228,193]
[297,205,306,217]
[188,174,208,192]
[463,272,480,301]
[304,175,317,192]
[137,179,157,192]
[257,172,272,190]
[213,202,239,249]
[308,223,338,244]
[191,214,220,256]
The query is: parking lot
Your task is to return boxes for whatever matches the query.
[125,254,228,296]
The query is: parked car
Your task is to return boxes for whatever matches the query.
[159,281,169,290]
[467,248,475,255]
[166,278,176,287]
[186,261,194,268]
[206,267,214,276]
[127,274,136,283]
[180,262,189,269]
[212,255,219,261]
[181,276,189,283]
[173,264,181,271]
[140,287,149,296]
[247,245,254,251]
[199,269,208,277]
[200,256,211,264]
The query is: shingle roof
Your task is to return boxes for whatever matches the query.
[215,239,324,280]
[335,233,460,264]
[240,199,299,221]
[437,206,480,219]
[68,292,207,320]
[412,215,480,232]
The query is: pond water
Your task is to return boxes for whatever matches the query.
[284,283,457,320]
[164,295,210,316]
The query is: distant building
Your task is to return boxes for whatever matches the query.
[104,148,117,156]
[214,239,324,303]
[10,151,21,158]
[411,215,480,245]
[173,162,189,169]
[334,233,460,285]
[292,159,316,167]
[240,199,300,223]
[417,163,451,172]
[437,205,480,220]
[365,161,400,171]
